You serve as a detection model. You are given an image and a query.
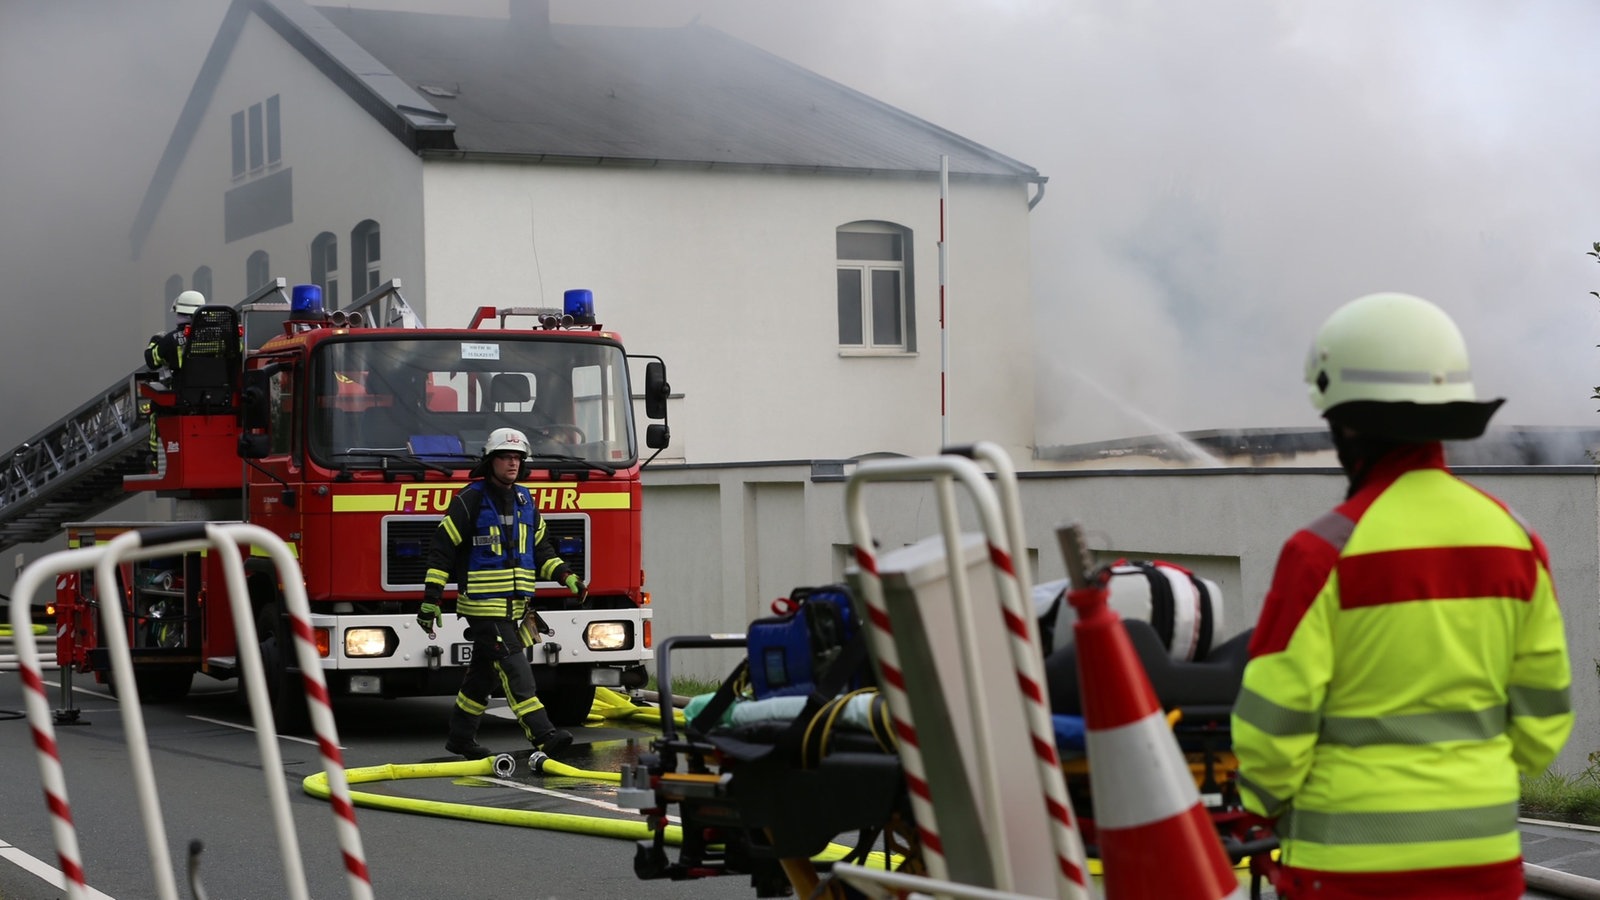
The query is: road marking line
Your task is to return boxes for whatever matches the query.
[187,714,329,748]
[41,678,118,705]
[0,836,117,899]
[482,776,681,824]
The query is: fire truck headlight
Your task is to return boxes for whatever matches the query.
[344,627,396,658]
[584,621,631,651]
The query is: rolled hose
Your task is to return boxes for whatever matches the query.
[0,624,49,638]
[584,687,681,727]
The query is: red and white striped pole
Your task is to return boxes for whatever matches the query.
[14,527,372,900]
[849,453,1090,895]
[939,154,950,449]
[981,529,1090,896]
[1069,572,1243,900]
[843,492,951,881]
[219,524,373,900]
[10,550,98,900]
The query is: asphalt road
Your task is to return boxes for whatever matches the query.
[6,660,1600,900]
[0,668,759,900]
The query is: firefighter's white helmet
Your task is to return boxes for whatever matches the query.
[1304,292,1476,411]
[1304,292,1501,440]
[483,427,530,457]
[172,290,205,316]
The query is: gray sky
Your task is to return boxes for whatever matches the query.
[2,0,1597,450]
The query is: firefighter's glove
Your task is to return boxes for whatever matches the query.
[564,574,587,608]
[417,601,442,638]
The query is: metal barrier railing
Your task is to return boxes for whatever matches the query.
[842,442,1088,899]
[8,522,373,900]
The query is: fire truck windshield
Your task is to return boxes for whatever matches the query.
[306,336,637,470]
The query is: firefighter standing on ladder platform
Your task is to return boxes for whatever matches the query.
[419,427,584,760]
[1231,293,1573,899]
[141,289,206,466]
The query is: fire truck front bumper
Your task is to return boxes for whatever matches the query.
[305,608,653,697]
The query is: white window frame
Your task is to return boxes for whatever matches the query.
[246,250,271,293]
[311,231,339,310]
[231,94,282,181]
[836,222,913,353]
[352,220,381,296]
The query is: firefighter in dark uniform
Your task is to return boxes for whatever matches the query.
[142,290,205,466]
[419,426,584,760]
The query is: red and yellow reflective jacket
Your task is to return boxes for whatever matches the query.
[1231,442,1572,898]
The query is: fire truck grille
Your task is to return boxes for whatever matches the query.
[382,515,590,591]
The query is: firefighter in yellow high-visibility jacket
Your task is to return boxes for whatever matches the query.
[1232,292,1572,900]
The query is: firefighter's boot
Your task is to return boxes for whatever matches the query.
[520,705,573,757]
[536,728,574,757]
[445,707,491,759]
[445,737,493,760]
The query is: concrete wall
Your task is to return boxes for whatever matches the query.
[642,459,1600,776]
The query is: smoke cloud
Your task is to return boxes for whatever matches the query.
[3,0,1597,455]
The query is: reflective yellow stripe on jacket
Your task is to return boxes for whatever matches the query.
[1232,463,1572,874]
[457,517,544,618]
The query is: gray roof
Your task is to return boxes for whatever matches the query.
[132,0,1041,258]
[313,4,1041,179]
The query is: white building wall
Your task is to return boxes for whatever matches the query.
[643,461,1600,777]
[420,162,1036,464]
[136,13,426,314]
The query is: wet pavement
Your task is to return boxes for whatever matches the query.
[1521,820,1600,898]
[1230,820,1600,899]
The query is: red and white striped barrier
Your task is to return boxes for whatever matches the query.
[846,448,1089,899]
[1068,572,1243,900]
[11,523,372,900]
[846,531,949,881]
[966,442,1088,894]
[11,544,111,900]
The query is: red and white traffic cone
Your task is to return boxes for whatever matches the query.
[1070,578,1243,900]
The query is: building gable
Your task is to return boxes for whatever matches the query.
[129,0,453,260]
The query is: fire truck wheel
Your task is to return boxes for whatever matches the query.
[539,684,596,727]
[259,635,311,734]
[107,666,194,704]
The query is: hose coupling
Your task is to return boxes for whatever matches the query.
[491,753,517,778]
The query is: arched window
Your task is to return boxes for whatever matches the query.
[164,274,184,309]
[836,221,915,351]
[192,266,213,305]
[311,232,339,310]
[246,250,271,293]
[351,219,381,297]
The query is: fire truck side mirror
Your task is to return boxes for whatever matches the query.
[644,361,669,420]
[238,433,270,459]
[240,370,271,430]
[646,423,670,450]
[238,369,272,460]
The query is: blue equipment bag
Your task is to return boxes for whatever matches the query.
[746,585,861,700]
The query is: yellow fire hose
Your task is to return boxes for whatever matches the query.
[299,689,1275,880]
[0,624,49,637]
[299,691,1270,879]
[301,688,892,868]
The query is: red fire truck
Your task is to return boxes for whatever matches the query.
[52,281,670,729]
